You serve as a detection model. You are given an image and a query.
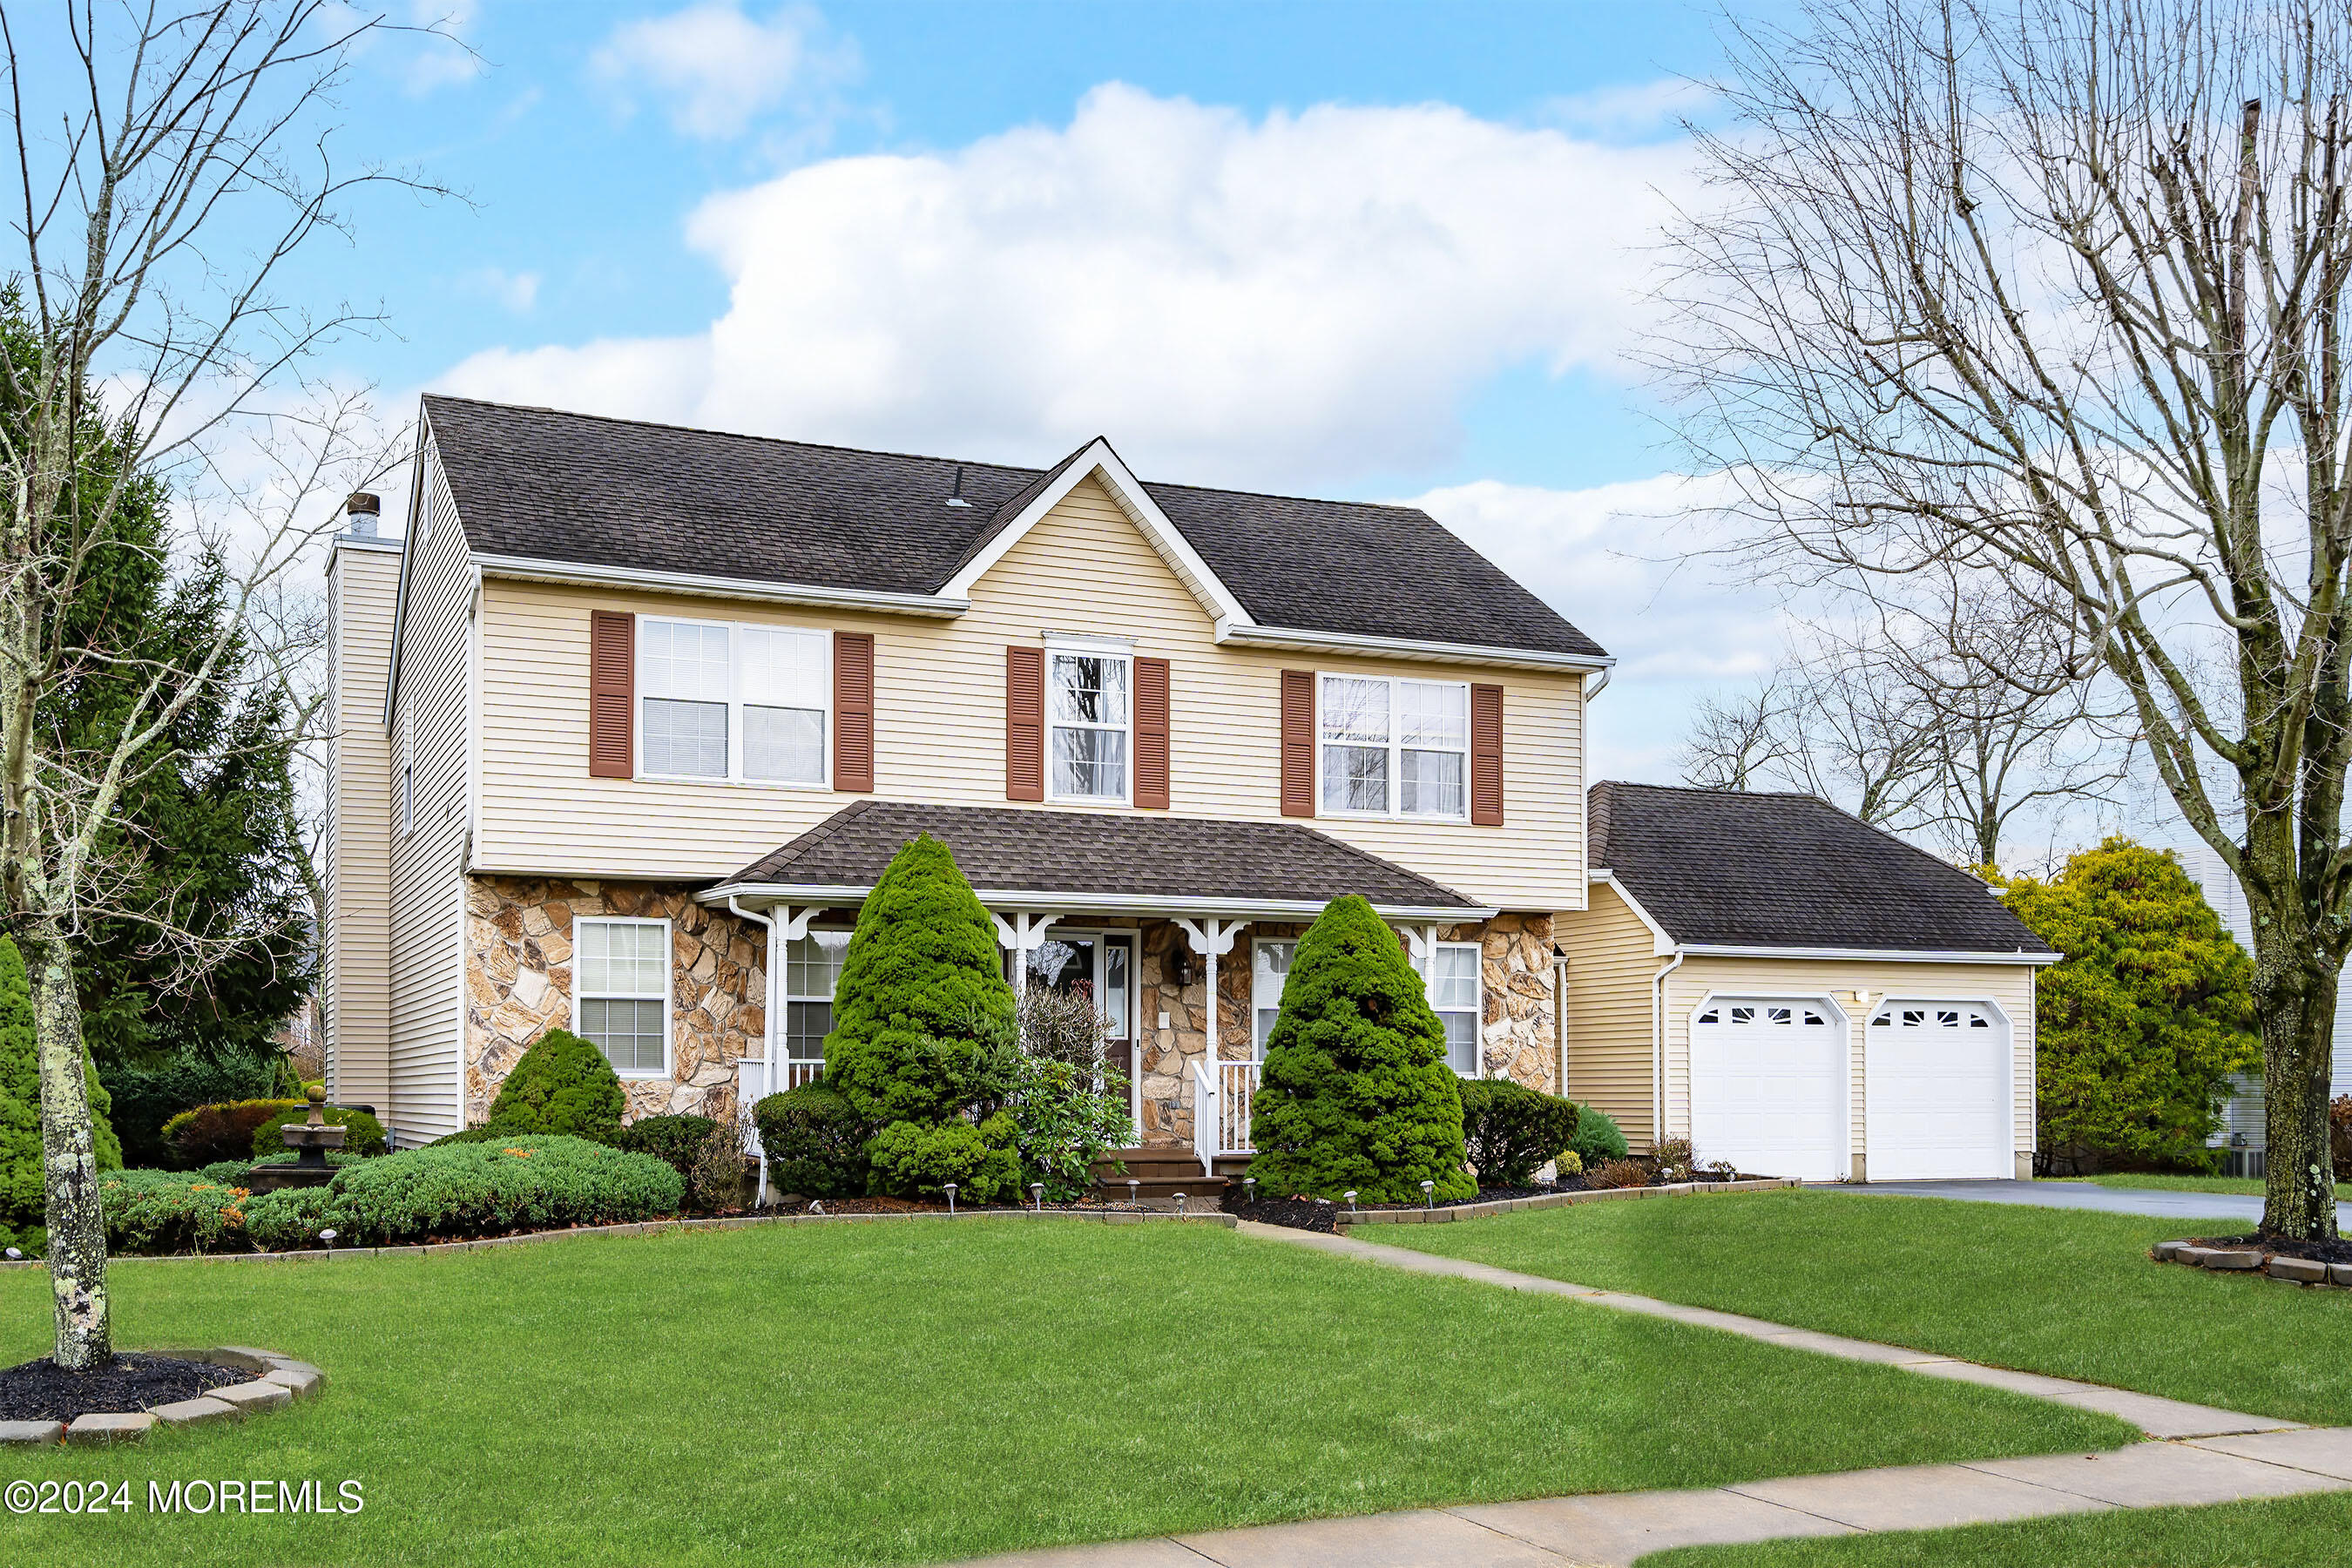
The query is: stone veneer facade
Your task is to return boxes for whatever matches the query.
[465,876,766,1125]
[462,876,1554,1146]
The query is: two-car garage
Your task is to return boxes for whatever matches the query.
[1687,995,2017,1183]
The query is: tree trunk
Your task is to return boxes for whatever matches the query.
[2247,872,2343,1240]
[31,926,109,1368]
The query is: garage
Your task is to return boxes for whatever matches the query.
[1688,997,1847,1182]
[1864,1001,2011,1180]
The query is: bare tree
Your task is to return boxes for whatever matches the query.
[1,3,447,1368]
[1678,679,1787,790]
[1658,0,2352,1235]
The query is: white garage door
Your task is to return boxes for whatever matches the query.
[1689,998,1846,1181]
[1866,1003,2010,1180]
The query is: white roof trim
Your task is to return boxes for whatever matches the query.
[1589,868,1676,956]
[698,881,1491,925]
[1674,943,2061,966]
[937,437,1255,628]
[472,553,970,618]
[1217,621,1616,674]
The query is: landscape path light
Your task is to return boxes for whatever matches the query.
[1422,1179,1436,1210]
[1174,1192,1186,1215]
[1243,1176,1256,1205]
[1031,1182,1044,1212]
[1126,1178,1140,1206]
[943,1183,957,1216]
[1344,1190,1358,1213]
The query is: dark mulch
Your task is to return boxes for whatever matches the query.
[2201,1233,2352,1265]
[767,1195,1153,1217]
[1223,1193,1342,1232]
[0,1353,242,1423]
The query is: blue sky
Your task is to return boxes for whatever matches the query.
[290,1,1805,781]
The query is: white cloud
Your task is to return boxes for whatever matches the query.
[1545,78,1715,142]
[438,84,1697,490]
[1408,473,1795,784]
[461,267,540,313]
[589,2,857,141]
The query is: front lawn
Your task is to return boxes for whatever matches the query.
[1377,1189,2352,1423]
[1636,1493,2352,1567]
[2056,1173,2267,1196]
[0,1220,2125,1567]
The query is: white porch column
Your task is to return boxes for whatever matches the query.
[1175,917,1244,1175]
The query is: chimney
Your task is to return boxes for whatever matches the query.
[343,491,381,539]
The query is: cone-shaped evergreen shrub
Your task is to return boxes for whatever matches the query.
[486,1028,625,1143]
[822,834,1018,1128]
[0,935,119,1228]
[1247,896,1474,1201]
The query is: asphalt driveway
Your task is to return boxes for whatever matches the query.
[1825,1179,2352,1228]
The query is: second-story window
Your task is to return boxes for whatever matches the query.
[639,617,829,785]
[1048,649,1130,801]
[1319,675,1469,820]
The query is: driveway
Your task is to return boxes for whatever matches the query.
[1826,1179,2352,1228]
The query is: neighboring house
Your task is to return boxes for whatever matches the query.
[1558,783,2058,1181]
[2173,837,2352,1178]
[322,395,1608,1166]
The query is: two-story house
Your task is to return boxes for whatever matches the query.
[322,395,1607,1175]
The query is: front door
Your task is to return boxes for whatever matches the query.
[1023,933,1139,1131]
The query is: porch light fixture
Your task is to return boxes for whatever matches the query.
[1170,948,1197,988]
[943,1183,957,1216]
[1421,1179,1436,1210]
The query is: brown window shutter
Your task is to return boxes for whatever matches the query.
[1006,646,1044,801]
[1280,669,1315,817]
[588,611,634,779]
[833,632,875,793]
[1470,683,1504,826]
[1134,656,1171,809]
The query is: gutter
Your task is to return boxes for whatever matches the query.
[472,554,971,618]
[1672,943,2061,966]
[1214,620,1617,676]
[700,882,1496,926]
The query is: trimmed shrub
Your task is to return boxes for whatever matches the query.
[1587,1157,1651,1190]
[0,935,121,1228]
[822,835,1019,1128]
[1247,896,1475,1202]
[202,1152,362,1184]
[617,1114,717,1179]
[1555,1150,1584,1178]
[1459,1079,1581,1187]
[251,1102,387,1159]
[99,1169,256,1254]
[242,1186,337,1251]
[163,1098,299,1167]
[1570,1105,1629,1167]
[426,1125,516,1147]
[100,1049,276,1169]
[866,1114,1021,1203]
[315,1135,681,1246]
[485,1029,625,1144]
[754,1083,867,1199]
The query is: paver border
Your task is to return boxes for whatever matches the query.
[4,1346,322,1448]
[2153,1237,2352,1288]
[0,1206,1236,1270]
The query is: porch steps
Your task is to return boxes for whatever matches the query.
[1092,1148,1253,1205]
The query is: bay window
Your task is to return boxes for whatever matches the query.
[1319,674,1469,819]
[577,918,670,1076]
[639,617,829,785]
[1048,648,1131,801]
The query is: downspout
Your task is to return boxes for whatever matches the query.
[729,896,778,1208]
[1552,950,1569,1097]
[1651,950,1684,1152]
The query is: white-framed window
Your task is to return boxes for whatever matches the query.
[1318,674,1470,820]
[397,710,414,835]
[639,616,830,786]
[576,918,671,1076]
[1047,646,1132,801]
[1251,938,1295,1058]
[1429,942,1482,1076]
[782,929,852,1065]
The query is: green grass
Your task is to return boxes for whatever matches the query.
[1636,1493,2352,1566]
[0,1220,2126,1567]
[2054,1173,2268,1196]
[1378,1189,2352,1423]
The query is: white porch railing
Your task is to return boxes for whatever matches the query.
[1219,1060,1260,1155]
[737,1058,825,1154]
[1192,1060,1218,1178]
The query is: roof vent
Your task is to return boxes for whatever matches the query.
[343,491,381,539]
[945,465,971,509]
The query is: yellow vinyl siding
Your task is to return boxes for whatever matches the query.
[471,476,1589,909]
[1557,880,1662,1152]
[1662,956,2038,1179]
[383,445,473,1143]
[321,542,400,1109]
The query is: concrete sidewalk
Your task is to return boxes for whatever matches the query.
[945,1221,2333,1568]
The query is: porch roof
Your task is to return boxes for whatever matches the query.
[701,800,1493,923]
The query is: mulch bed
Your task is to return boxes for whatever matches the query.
[2200,1233,2352,1266]
[0,1353,242,1423]
[1227,1180,1590,1233]
[767,1195,1154,1217]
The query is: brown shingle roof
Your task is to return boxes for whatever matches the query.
[715,801,1484,912]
